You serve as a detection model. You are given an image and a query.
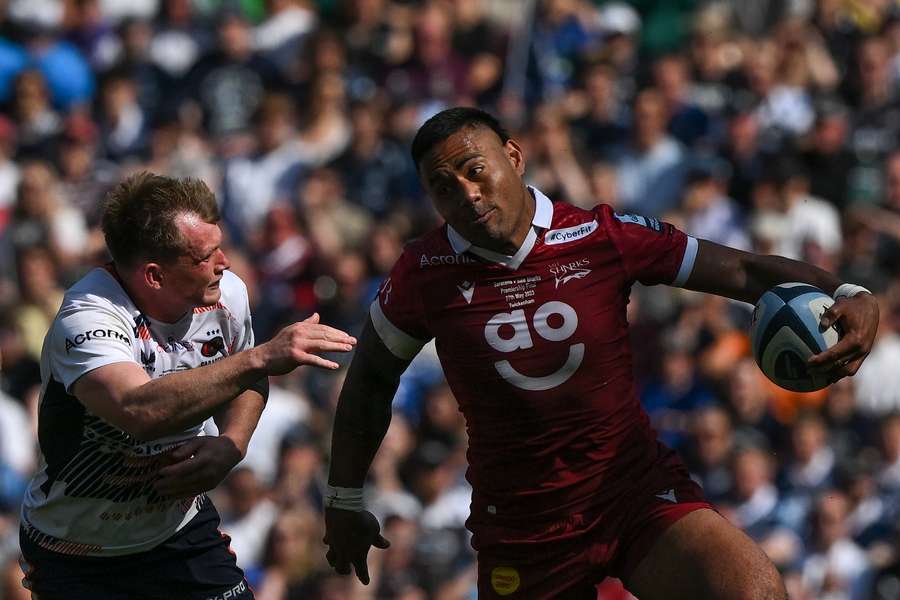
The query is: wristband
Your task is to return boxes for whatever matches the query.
[833,283,872,300]
[324,485,364,512]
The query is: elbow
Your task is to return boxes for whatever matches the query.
[118,396,166,442]
[118,412,158,442]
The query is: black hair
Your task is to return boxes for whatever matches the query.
[410,107,511,168]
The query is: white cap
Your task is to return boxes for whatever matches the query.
[597,2,641,35]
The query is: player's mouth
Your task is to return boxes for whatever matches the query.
[474,208,496,224]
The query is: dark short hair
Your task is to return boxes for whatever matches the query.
[101,172,219,268]
[410,107,511,168]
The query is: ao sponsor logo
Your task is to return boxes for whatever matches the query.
[419,254,476,268]
[65,329,131,353]
[550,258,591,288]
[544,220,598,245]
[484,301,583,391]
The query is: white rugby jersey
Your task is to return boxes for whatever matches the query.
[22,267,254,556]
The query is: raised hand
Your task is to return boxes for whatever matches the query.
[256,313,356,375]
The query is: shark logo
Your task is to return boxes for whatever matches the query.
[550,259,591,288]
[457,281,475,304]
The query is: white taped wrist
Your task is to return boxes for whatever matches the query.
[834,283,872,300]
[324,485,364,512]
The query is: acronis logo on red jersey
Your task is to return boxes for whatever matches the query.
[419,254,476,268]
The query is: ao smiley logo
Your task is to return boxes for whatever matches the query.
[484,301,583,391]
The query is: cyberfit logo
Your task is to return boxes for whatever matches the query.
[204,580,247,600]
[419,254,476,268]
[544,220,598,245]
[550,258,591,288]
[65,329,132,353]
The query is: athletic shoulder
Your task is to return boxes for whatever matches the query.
[58,268,136,324]
[218,270,249,308]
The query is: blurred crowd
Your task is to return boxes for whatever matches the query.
[1,0,900,598]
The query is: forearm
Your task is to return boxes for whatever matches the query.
[328,366,399,489]
[125,348,266,440]
[686,240,843,305]
[213,388,266,458]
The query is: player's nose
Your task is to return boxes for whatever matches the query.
[216,248,231,272]
[457,176,482,205]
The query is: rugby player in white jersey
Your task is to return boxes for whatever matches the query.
[20,173,356,599]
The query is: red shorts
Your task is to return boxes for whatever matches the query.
[475,453,712,599]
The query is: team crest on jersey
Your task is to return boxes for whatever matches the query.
[549,259,591,288]
[544,220,598,245]
[614,212,663,232]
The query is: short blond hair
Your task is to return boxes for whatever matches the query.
[101,172,219,267]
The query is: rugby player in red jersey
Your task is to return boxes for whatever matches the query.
[323,107,879,599]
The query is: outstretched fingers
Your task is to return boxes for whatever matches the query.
[298,353,342,370]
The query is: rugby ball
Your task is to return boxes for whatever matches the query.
[749,283,840,392]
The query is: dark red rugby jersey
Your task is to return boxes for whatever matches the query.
[371,188,698,542]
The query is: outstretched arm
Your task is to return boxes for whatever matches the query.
[325,315,413,585]
[72,314,355,441]
[683,239,879,379]
[683,239,842,303]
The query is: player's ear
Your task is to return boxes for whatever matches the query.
[143,263,163,290]
[504,138,525,176]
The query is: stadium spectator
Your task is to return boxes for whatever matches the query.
[800,492,870,600]
[680,158,751,251]
[568,60,630,161]
[12,70,62,158]
[776,414,838,533]
[616,87,688,215]
[98,69,150,162]
[221,92,306,245]
[726,356,785,450]
[329,100,420,218]
[684,405,735,504]
[802,98,855,212]
[220,467,279,572]
[184,10,283,142]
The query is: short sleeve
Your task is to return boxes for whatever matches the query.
[598,204,698,287]
[222,271,254,352]
[49,303,137,392]
[369,247,432,360]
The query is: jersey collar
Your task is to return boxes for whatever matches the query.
[446,186,553,269]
